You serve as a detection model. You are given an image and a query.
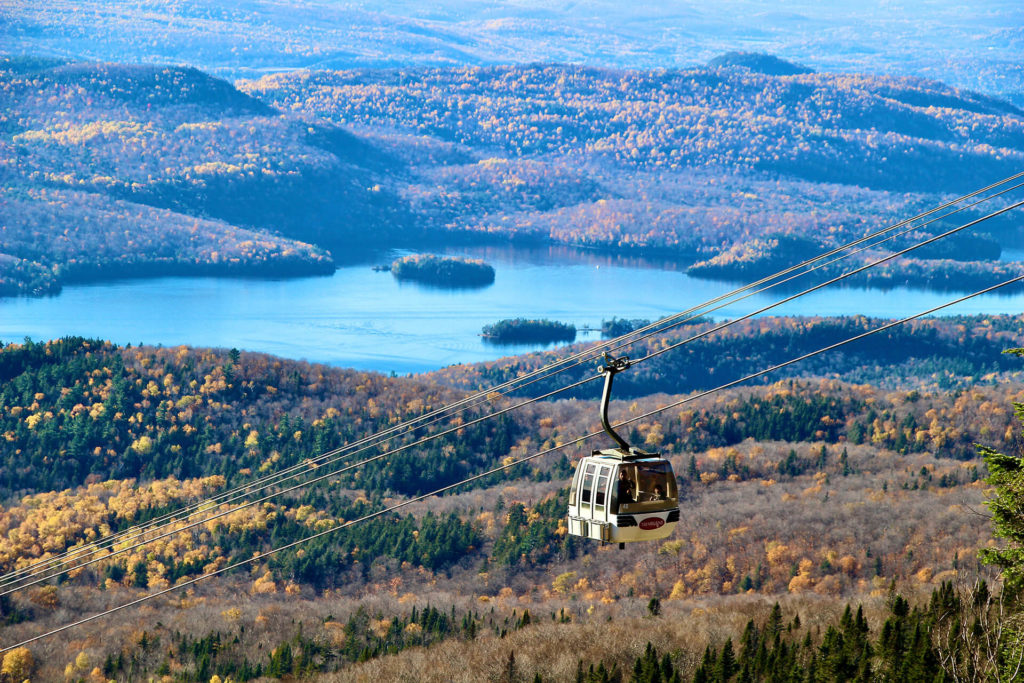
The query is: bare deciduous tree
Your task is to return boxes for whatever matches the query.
[932,578,1024,683]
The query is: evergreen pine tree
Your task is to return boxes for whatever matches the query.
[692,646,715,683]
[767,603,784,638]
[660,653,674,682]
[716,639,736,682]
[979,387,1024,592]
[503,650,518,683]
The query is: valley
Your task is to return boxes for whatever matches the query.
[3,3,1024,679]
[0,314,1020,678]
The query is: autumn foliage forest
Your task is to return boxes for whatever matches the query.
[3,52,1024,296]
[0,314,1023,679]
[240,58,1024,287]
[5,15,1024,680]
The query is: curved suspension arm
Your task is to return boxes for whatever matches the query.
[598,353,632,452]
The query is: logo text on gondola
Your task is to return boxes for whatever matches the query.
[639,517,665,530]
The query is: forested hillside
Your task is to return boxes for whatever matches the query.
[0,320,1020,679]
[0,57,407,295]
[245,64,1022,189]
[243,61,1024,288]
[4,56,1024,298]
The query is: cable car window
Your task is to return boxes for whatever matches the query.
[580,463,596,504]
[595,466,610,507]
[569,464,581,506]
[633,461,676,500]
[616,461,677,512]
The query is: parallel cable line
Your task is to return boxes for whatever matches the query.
[605,179,1024,358]
[0,375,601,597]
[597,170,1024,352]
[7,172,1018,587]
[0,204,989,595]
[4,184,1022,593]
[6,268,1024,653]
[595,171,1024,357]
[623,275,1024,426]
[3,173,1021,589]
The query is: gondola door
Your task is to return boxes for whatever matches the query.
[568,459,614,542]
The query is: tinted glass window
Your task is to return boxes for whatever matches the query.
[616,460,677,510]
[595,466,609,507]
[581,463,595,504]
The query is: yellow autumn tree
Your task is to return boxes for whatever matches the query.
[130,435,154,455]
[552,571,577,595]
[788,558,815,593]
[251,571,277,594]
[1,646,34,681]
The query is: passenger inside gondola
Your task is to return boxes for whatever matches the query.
[617,468,635,506]
[613,461,678,512]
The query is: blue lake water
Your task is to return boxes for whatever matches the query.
[2,245,1023,375]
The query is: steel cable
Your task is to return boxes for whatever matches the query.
[6,267,1024,653]
[3,176,1022,593]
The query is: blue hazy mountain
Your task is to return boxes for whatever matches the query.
[3,0,1021,103]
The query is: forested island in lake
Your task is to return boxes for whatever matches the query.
[390,254,495,288]
[482,318,577,344]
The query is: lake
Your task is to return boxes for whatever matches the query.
[2,245,1024,375]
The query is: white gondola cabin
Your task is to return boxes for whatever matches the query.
[567,450,679,544]
[567,354,680,546]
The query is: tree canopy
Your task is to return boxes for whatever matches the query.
[979,347,1024,592]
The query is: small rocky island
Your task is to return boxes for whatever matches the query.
[482,318,577,345]
[390,254,495,288]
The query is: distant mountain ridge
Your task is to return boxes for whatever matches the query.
[3,0,1021,104]
[3,55,1023,297]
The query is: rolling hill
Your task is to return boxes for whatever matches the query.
[0,318,1019,678]
[0,57,409,295]
[243,60,1024,288]
[4,55,1023,297]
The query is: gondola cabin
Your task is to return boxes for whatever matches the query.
[567,449,679,544]
[566,353,680,546]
